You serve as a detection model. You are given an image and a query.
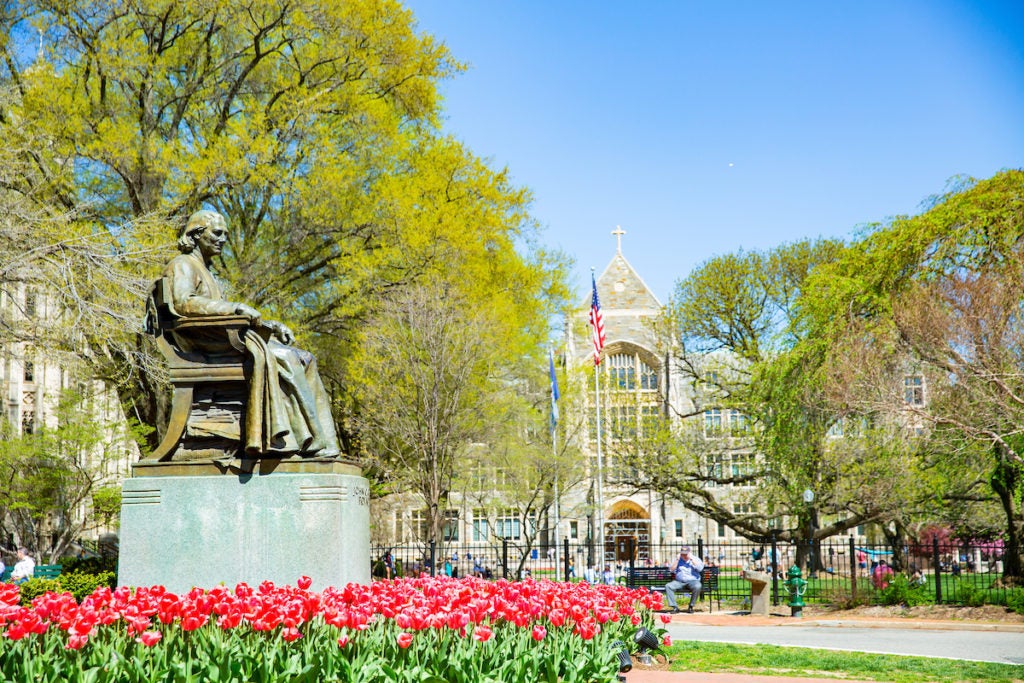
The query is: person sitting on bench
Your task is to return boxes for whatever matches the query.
[665,546,704,613]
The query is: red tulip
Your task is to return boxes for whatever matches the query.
[138,630,163,647]
[337,633,350,647]
[472,624,493,643]
[531,624,547,641]
[397,631,414,649]
[297,576,313,590]
[66,634,89,650]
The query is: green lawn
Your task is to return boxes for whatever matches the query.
[665,641,1024,683]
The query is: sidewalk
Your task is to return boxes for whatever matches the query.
[622,609,1024,683]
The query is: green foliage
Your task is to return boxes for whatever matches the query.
[56,571,117,602]
[1006,589,1024,615]
[956,581,988,608]
[0,388,126,561]
[0,612,635,682]
[91,486,122,528]
[59,555,118,577]
[17,577,61,606]
[1,0,571,462]
[666,640,1024,683]
[880,575,932,607]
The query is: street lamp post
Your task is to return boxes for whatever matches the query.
[802,489,815,579]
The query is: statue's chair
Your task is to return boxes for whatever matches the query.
[144,278,252,462]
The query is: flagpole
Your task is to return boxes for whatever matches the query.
[588,269,607,574]
[594,361,605,570]
[550,349,561,580]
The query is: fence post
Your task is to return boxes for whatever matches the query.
[502,538,509,580]
[770,532,780,606]
[697,536,704,561]
[848,534,857,605]
[627,537,635,587]
[430,540,437,577]
[563,537,570,582]
[932,536,942,604]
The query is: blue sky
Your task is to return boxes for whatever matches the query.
[404,1,1024,303]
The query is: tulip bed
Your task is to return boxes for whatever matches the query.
[0,575,669,682]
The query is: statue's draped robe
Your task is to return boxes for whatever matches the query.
[162,253,340,456]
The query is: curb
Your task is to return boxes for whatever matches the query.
[663,610,1024,633]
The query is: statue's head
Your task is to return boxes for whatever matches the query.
[178,210,226,253]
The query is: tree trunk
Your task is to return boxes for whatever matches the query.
[991,454,1023,580]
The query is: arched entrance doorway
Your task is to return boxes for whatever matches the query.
[605,500,651,564]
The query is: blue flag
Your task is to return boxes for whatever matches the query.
[549,349,560,428]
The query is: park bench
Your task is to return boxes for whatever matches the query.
[621,565,721,612]
[35,564,62,580]
[1,564,61,582]
[621,566,673,591]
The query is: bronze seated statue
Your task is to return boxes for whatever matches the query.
[142,210,341,463]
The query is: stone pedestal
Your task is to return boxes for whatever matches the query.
[741,569,772,616]
[118,459,370,593]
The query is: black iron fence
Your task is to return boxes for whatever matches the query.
[371,536,1020,608]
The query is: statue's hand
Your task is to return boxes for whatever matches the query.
[269,321,294,345]
[234,303,262,327]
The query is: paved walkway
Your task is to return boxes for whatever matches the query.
[622,609,1024,683]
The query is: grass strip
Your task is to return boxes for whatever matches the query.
[665,640,1024,683]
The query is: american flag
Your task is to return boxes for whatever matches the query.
[589,273,606,365]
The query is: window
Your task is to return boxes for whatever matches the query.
[410,510,429,541]
[23,362,34,383]
[733,503,754,514]
[904,376,924,406]
[495,510,521,540]
[609,405,636,439]
[731,453,755,480]
[706,455,725,486]
[729,409,748,436]
[640,362,658,391]
[704,409,723,437]
[717,522,727,538]
[569,520,579,540]
[442,510,459,542]
[468,462,491,489]
[673,519,683,538]
[608,353,636,390]
[495,467,510,488]
[472,509,489,541]
[640,405,660,437]
[25,289,37,318]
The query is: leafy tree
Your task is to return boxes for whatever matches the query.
[1,1,570,457]
[640,240,884,564]
[454,352,586,578]
[803,170,1024,578]
[0,387,131,562]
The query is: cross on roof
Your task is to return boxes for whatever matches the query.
[611,225,626,253]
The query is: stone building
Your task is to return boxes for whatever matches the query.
[371,234,758,567]
[0,283,137,557]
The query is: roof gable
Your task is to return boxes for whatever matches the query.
[590,252,662,312]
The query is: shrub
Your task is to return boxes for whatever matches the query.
[880,575,932,607]
[956,581,987,607]
[17,577,61,606]
[60,555,118,576]
[58,571,117,602]
[1006,589,1024,615]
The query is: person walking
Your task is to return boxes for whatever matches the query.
[664,546,704,613]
